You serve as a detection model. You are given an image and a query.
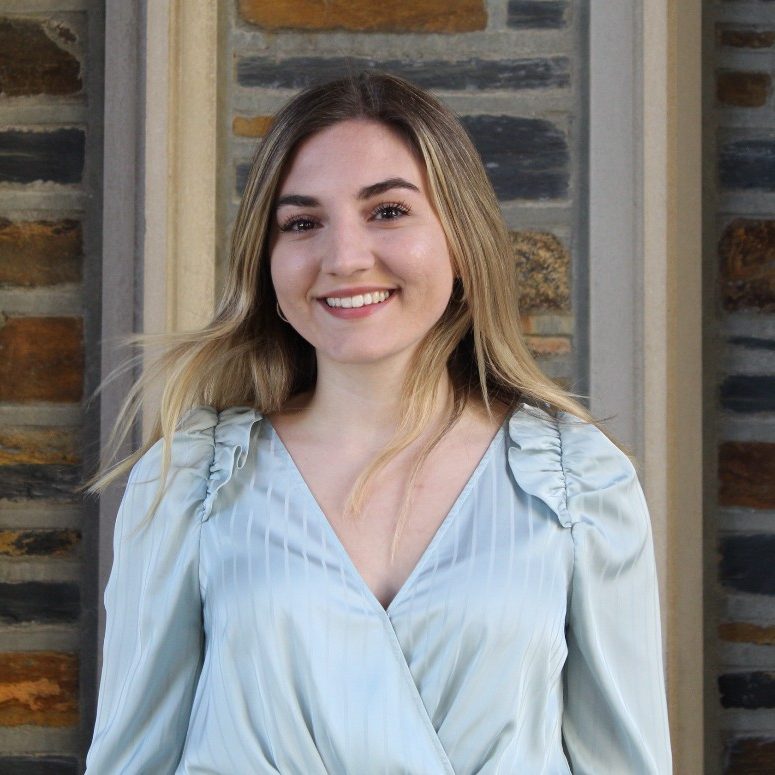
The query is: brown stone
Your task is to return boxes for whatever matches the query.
[0,652,78,726]
[238,0,486,32]
[0,18,81,98]
[0,529,79,558]
[510,231,571,312]
[0,219,81,287]
[717,71,771,108]
[0,317,82,403]
[719,27,775,49]
[719,442,775,509]
[719,219,775,312]
[233,115,273,138]
[0,427,80,466]
[725,737,775,774]
[524,336,571,358]
[720,622,775,646]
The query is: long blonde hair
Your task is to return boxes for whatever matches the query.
[84,71,617,558]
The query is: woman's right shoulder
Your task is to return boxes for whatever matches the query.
[131,405,264,520]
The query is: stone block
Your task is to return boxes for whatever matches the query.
[236,56,570,92]
[0,758,78,775]
[718,27,775,49]
[717,71,771,107]
[0,582,79,624]
[724,737,775,774]
[720,376,775,413]
[237,0,486,32]
[0,18,81,97]
[0,529,80,558]
[719,441,775,509]
[0,651,77,726]
[0,129,84,185]
[0,427,79,466]
[0,464,81,500]
[0,219,82,287]
[719,622,775,645]
[720,140,775,192]
[233,115,273,138]
[511,231,571,311]
[0,317,83,403]
[507,1,568,28]
[524,336,571,358]
[462,115,569,200]
[720,534,775,594]
[719,672,775,709]
[719,218,775,311]
[236,115,570,201]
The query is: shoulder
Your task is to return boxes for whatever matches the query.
[129,405,263,522]
[506,402,641,531]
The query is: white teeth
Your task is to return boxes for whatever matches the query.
[324,290,392,308]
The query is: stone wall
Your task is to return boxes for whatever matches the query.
[221,0,586,389]
[711,0,775,772]
[0,2,102,772]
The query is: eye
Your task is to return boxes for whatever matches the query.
[370,201,411,221]
[278,215,319,233]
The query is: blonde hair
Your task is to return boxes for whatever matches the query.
[84,71,619,559]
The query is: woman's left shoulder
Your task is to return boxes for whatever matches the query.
[506,403,645,533]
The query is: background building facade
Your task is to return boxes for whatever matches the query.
[0,1,771,772]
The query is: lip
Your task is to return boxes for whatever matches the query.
[317,288,397,319]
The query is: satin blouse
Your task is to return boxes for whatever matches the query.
[85,402,672,774]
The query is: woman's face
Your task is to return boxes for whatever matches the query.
[269,119,455,370]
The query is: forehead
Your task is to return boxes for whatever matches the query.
[278,120,426,194]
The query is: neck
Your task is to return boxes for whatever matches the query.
[294,353,453,446]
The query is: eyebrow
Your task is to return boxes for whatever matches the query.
[275,177,420,209]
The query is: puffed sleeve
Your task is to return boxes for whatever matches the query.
[559,412,672,774]
[85,407,218,774]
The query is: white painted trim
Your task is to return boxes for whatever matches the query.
[142,0,220,436]
[590,1,704,770]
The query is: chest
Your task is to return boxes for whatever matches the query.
[290,436,496,610]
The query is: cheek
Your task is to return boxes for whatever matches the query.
[270,248,311,301]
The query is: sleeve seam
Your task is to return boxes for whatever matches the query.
[556,413,571,521]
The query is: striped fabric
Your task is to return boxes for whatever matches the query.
[86,403,671,774]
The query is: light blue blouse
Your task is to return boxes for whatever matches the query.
[86,402,672,774]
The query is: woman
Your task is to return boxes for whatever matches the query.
[85,72,671,773]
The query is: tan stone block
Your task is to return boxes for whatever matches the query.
[0,652,78,726]
[719,218,775,311]
[719,622,775,646]
[718,27,775,49]
[524,336,571,358]
[511,231,571,312]
[717,71,771,108]
[719,441,775,509]
[0,529,80,558]
[238,0,486,32]
[0,219,81,287]
[0,317,83,403]
[0,18,81,97]
[233,115,274,138]
[0,427,80,466]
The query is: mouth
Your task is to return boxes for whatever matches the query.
[320,289,396,309]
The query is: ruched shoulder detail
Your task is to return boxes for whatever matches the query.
[507,403,572,527]
[175,405,263,522]
[507,403,634,530]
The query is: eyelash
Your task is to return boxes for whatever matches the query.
[278,200,412,233]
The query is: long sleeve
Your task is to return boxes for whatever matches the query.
[559,416,672,774]
[85,410,217,774]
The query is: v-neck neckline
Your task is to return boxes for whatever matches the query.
[265,413,508,618]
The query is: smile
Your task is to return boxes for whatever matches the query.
[324,290,392,308]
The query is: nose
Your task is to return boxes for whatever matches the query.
[320,216,375,276]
